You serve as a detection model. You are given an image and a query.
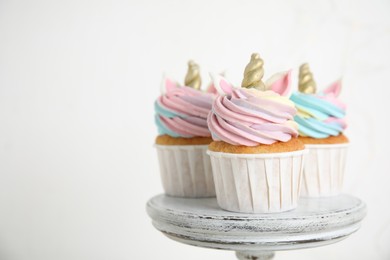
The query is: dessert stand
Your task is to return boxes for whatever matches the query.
[146,194,366,259]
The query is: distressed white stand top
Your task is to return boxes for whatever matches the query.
[146,194,366,259]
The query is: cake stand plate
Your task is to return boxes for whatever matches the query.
[146,194,366,259]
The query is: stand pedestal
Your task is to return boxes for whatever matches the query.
[146,194,366,259]
[235,251,274,260]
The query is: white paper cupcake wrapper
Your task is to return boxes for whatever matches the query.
[207,149,307,213]
[300,143,349,197]
[155,145,215,198]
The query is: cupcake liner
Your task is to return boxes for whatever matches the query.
[300,143,349,197]
[207,150,307,213]
[155,145,215,198]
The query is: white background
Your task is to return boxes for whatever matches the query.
[0,0,389,259]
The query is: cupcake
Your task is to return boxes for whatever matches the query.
[154,61,216,197]
[207,53,306,213]
[290,63,348,197]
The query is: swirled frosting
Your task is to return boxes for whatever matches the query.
[155,79,214,138]
[207,88,299,146]
[290,81,347,138]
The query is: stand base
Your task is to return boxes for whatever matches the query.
[236,251,275,260]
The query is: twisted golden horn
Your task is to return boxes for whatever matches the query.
[241,53,265,90]
[184,60,201,90]
[298,63,317,94]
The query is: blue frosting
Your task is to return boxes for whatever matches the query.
[154,114,181,137]
[290,92,346,139]
[154,100,176,118]
[154,101,182,137]
[155,99,199,137]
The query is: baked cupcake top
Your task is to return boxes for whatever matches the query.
[155,61,215,138]
[290,63,347,139]
[207,53,298,146]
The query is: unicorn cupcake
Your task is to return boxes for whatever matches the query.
[290,63,349,197]
[155,61,216,197]
[207,53,306,213]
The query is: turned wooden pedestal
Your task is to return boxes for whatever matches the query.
[146,194,366,259]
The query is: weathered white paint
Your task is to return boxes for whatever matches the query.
[147,194,366,259]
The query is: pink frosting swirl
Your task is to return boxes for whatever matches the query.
[155,79,214,138]
[207,74,298,146]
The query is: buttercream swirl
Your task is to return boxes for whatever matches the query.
[207,88,298,146]
[290,81,347,138]
[155,83,214,138]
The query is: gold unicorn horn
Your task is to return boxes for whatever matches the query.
[184,60,201,90]
[298,63,317,94]
[241,53,265,90]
